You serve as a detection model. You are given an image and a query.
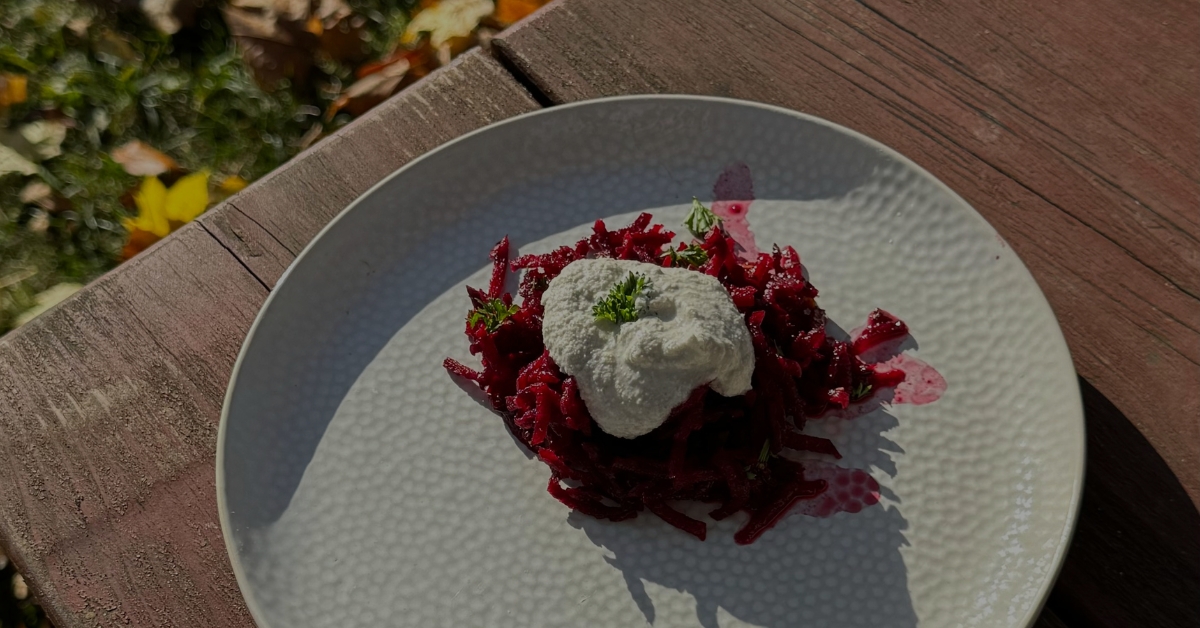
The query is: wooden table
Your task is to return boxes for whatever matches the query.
[1,1,1196,626]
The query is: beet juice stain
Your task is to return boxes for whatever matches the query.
[711,162,760,260]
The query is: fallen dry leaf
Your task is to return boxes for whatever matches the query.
[122,171,211,259]
[66,15,93,37]
[128,176,171,238]
[19,181,70,213]
[329,57,410,117]
[19,181,52,205]
[295,122,323,149]
[121,228,161,260]
[0,120,69,176]
[0,144,37,178]
[112,140,179,176]
[403,0,493,48]
[14,284,84,328]
[492,0,549,27]
[18,120,69,160]
[222,1,318,88]
[223,0,363,88]
[354,46,430,79]
[10,572,28,600]
[219,174,249,194]
[162,171,210,223]
[139,0,202,35]
[0,74,27,107]
[28,209,50,233]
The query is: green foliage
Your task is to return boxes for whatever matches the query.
[593,272,648,325]
[0,0,421,333]
[683,196,720,239]
[662,242,709,268]
[746,439,771,480]
[468,298,519,333]
[850,381,873,401]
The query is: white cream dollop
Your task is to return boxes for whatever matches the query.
[541,258,755,439]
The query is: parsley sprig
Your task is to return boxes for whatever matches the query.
[684,197,721,239]
[468,298,519,333]
[662,242,710,268]
[593,272,649,324]
[850,382,873,401]
[746,439,772,480]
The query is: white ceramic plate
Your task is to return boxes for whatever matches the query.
[217,96,1084,628]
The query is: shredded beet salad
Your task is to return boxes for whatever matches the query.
[444,213,911,544]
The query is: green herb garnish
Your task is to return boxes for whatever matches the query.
[593,272,649,324]
[851,382,873,401]
[747,439,772,480]
[662,243,710,268]
[468,298,519,333]
[684,197,721,239]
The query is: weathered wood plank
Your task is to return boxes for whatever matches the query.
[0,50,539,628]
[493,1,1200,626]
[0,224,263,628]
[200,49,542,266]
[197,202,293,289]
[494,0,1200,502]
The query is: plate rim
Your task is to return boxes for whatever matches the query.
[215,94,1086,628]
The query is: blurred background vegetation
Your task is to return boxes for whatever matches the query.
[1,0,544,624]
[1,0,536,335]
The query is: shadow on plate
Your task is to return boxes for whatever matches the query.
[572,404,917,628]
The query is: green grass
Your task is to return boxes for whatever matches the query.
[0,0,417,334]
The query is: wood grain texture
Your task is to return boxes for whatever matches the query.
[0,224,264,628]
[199,49,542,268]
[0,50,539,628]
[495,0,1200,503]
[493,1,1200,626]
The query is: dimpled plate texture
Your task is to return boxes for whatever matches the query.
[217,96,1084,628]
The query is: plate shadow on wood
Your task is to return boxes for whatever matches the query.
[1047,379,1200,628]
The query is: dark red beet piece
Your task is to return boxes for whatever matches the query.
[445,216,911,543]
[487,237,510,298]
[852,308,909,354]
[734,476,827,545]
[647,502,707,541]
[782,431,842,459]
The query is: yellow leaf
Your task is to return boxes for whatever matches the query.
[164,170,210,223]
[0,74,27,107]
[403,0,493,48]
[129,176,171,237]
[219,174,249,194]
[492,0,548,26]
